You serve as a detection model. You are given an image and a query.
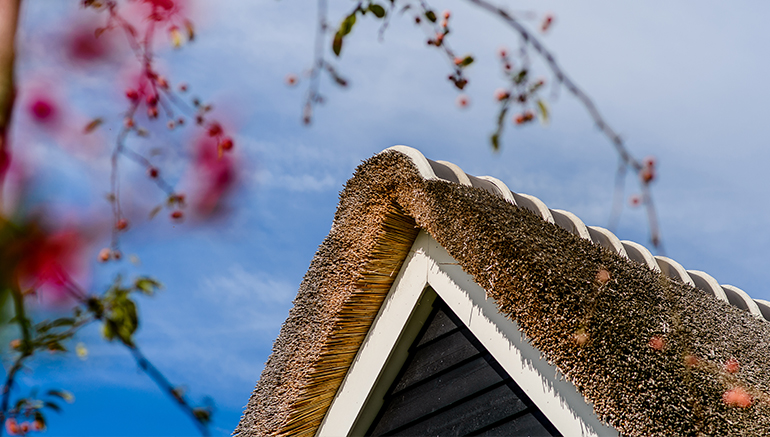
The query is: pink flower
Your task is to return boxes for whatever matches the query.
[189,135,238,218]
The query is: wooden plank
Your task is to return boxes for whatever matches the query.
[416,307,459,346]
[369,356,503,435]
[474,412,553,436]
[392,330,480,393]
[389,383,528,436]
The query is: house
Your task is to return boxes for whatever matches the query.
[235,146,770,436]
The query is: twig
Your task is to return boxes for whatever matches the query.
[461,0,663,249]
[126,345,210,436]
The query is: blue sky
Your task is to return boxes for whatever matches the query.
[7,0,770,435]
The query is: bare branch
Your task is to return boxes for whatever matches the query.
[0,0,22,205]
[461,0,663,249]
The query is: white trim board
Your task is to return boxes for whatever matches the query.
[317,231,618,437]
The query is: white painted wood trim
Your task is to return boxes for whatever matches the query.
[317,232,616,437]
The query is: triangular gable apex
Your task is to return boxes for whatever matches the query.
[317,230,618,437]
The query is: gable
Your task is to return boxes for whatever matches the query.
[317,231,615,437]
[365,294,561,436]
[237,148,770,437]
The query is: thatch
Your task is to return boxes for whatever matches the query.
[235,150,770,437]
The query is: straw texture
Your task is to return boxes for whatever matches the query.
[235,150,770,437]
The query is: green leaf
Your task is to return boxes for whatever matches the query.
[43,401,62,413]
[84,117,103,134]
[34,411,46,426]
[49,318,76,328]
[536,99,549,124]
[339,13,357,36]
[424,10,437,22]
[368,3,386,18]
[46,390,74,403]
[458,55,474,67]
[332,32,343,57]
[148,204,163,220]
[490,134,499,151]
[513,69,528,84]
[192,407,212,423]
[134,277,162,295]
[103,321,115,342]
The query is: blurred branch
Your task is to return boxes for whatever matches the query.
[0,0,21,204]
[126,345,212,437]
[461,0,663,249]
[66,277,213,436]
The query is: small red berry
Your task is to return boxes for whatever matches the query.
[498,47,508,58]
[177,117,185,125]
[494,88,510,101]
[171,210,184,220]
[148,167,159,178]
[443,10,450,19]
[5,418,19,436]
[98,248,111,262]
[20,422,29,433]
[31,99,54,120]
[725,357,740,374]
[112,250,122,260]
[148,106,159,119]
[32,421,44,432]
[178,83,188,92]
[219,137,234,151]
[541,14,554,32]
[643,155,657,168]
[285,74,298,86]
[125,89,139,101]
[629,194,642,207]
[453,57,463,66]
[116,218,129,230]
[440,19,448,28]
[207,123,223,137]
[640,168,655,184]
[146,94,158,106]
[456,94,470,108]
[124,117,135,128]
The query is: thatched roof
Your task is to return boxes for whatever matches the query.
[235,147,770,437]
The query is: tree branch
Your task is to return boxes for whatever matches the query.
[0,0,22,205]
[461,0,663,249]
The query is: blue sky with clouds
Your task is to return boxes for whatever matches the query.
[8,0,770,435]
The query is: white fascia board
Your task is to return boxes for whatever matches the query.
[317,231,617,437]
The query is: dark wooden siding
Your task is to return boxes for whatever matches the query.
[366,297,561,436]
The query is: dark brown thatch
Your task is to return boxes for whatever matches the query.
[235,150,770,437]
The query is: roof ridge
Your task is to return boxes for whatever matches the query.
[382,145,770,322]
